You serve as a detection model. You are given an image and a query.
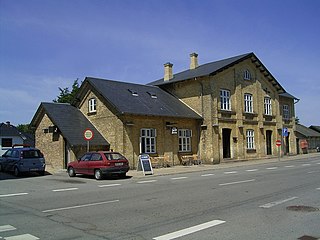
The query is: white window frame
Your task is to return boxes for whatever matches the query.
[246,129,255,149]
[220,89,231,111]
[244,69,251,80]
[264,97,272,115]
[178,129,192,152]
[88,98,97,113]
[283,105,290,120]
[244,93,253,113]
[140,128,156,154]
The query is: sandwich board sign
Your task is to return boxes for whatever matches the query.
[137,154,153,175]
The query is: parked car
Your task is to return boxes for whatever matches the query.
[67,151,130,180]
[0,145,46,176]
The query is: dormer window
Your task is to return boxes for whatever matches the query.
[88,98,97,113]
[244,69,251,80]
[128,89,138,97]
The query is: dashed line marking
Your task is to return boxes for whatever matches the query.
[266,167,278,170]
[52,188,78,192]
[285,165,295,168]
[201,173,215,177]
[316,188,320,190]
[42,200,119,213]
[219,179,255,186]
[0,225,16,232]
[224,171,237,174]
[5,233,39,240]
[259,197,298,209]
[0,193,29,198]
[153,219,226,240]
[171,177,188,180]
[98,183,122,188]
[302,164,311,166]
[137,180,157,184]
[246,169,258,172]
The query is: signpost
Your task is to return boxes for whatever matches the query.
[84,129,94,152]
[276,139,281,161]
[137,154,153,175]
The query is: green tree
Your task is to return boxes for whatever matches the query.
[53,79,81,104]
[17,124,34,134]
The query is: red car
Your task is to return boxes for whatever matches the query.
[67,151,129,180]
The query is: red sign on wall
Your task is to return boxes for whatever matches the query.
[276,140,281,147]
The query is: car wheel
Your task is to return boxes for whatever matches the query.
[94,169,103,180]
[119,173,126,178]
[68,167,76,177]
[0,164,2,172]
[14,167,20,177]
[38,171,45,176]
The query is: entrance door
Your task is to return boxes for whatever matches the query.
[285,133,290,155]
[222,128,231,158]
[266,130,272,155]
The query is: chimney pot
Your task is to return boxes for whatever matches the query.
[190,52,199,69]
[164,62,173,81]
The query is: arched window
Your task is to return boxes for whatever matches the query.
[244,69,251,80]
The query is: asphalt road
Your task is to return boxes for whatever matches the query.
[0,156,319,240]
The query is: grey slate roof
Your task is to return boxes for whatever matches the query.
[149,53,252,86]
[296,124,320,137]
[0,122,21,137]
[83,77,202,119]
[32,103,109,147]
[310,125,320,133]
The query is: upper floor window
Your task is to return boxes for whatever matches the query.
[220,89,231,111]
[88,98,97,113]
[283,105,290,120]
[244,94,253,113]
[140,128,156,154]
[264,97,272,115]
[246,129,255,149]
[244,69,251,80]
[1,138,12,148]
[178,129,192,152]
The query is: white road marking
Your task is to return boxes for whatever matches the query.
[5,234,39,240]
[98,183,122,188]
[137,180,157,184]
[246,169,258,172]
[317,188,320,190]
[153,219,226,240]
[42,200,119,213]
[266,167,278,170]
[171,177,188,180]
[302,164,311,166]
[285,165,295,168]
[259,197,298,209]
[308,171,320,174]
[224,171,237,174]
[0,193,28,198]
[0,225,16,232]
[201,173,215,177]
[219,179,255,186]
[317,162,320,165]
[52,188,78,192]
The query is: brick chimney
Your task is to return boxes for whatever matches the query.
[190,52,198,69]
[164,62,173,81]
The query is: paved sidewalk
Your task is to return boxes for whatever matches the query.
[48,152,319,178]
[127,152,320,179]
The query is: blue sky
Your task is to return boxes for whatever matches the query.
[0,0,319,126]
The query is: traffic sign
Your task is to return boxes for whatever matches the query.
[84,129,94,141]
[276,140,281,147]
[282,127,288,137]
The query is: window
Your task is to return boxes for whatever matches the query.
[244,94,253,113]
[140,128,156,154]
[91,153,102,161]
[1,138,12,148]
[88,98,97,113]
[283,105,290,120]
[264,97,272,115]
[220,89,231,111]
[244,69,251,80]
[246,130,255,149]
[178,129,192,152]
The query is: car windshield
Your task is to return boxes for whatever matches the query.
[104,153,125,160]
[22,150,42,159]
